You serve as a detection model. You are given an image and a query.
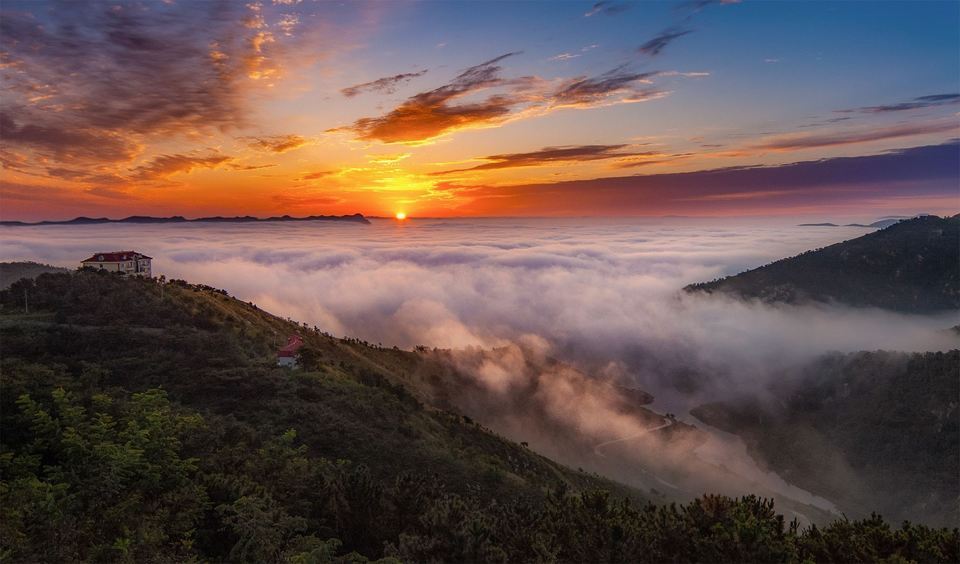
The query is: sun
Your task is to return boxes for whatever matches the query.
[395,211,407,220]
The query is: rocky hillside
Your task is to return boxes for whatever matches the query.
[686,215,960,312]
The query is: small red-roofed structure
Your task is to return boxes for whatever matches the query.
[277,334,304,367]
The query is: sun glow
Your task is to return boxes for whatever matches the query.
[395,212,407,220]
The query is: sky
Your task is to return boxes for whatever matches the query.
[1,0,958,220]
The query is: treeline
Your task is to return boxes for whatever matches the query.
[3,385,957,563]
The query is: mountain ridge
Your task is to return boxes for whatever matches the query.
[686,214,960,312]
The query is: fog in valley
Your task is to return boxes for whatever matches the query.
[4,218,956,524]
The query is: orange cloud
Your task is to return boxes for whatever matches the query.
[0,113,141,165]
[335,54,676,145]
[335,52,528,144]
[131,152,232,181]
[300,170,338,180]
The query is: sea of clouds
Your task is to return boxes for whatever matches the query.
[3,218,954,381]
[3,217,956,518]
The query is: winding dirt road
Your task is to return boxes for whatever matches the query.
[593,418,674,458]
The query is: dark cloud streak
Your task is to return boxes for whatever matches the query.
[638,27,693,57]
[341,70,428,97]
[432,144,663,174]
[753,121,958,151]
[243,134,309,153]
[843,93,960,114]
[131,152,232,181]
[638,0,736,58]
[554,67,662,106]
[584,1,632,17]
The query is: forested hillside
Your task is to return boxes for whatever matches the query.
[686,215,960,312]
[0,261,69,289]
[692,350,959,527]
[1,270,957,562]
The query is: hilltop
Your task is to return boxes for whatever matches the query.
[1,270,957,562]
[686,215,960,312]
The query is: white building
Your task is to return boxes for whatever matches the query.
[80,251,152,277]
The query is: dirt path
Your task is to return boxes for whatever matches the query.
[593,418,674,458]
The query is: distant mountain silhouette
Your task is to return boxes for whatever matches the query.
[687,215,960,312]
[0,213,371,226]
[843,218,912,229]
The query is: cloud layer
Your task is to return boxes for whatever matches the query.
[3,218,952,366]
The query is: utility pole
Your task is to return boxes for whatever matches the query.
[23,287,28,314]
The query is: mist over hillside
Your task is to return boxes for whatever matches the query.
[3,218,956,524]
[2,219,953,392]
[4,269,956,561]
[3,0,958,558]
[691,350,959,526]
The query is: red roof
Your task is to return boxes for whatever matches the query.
[278,335,304,357]
[81,250,153,262]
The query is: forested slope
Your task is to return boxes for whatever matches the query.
[686,215,960,312]
[0,261,69,289]
[692,350,959,527]
[1,270,957,562]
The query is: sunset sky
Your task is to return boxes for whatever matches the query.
[1,0,958,220]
